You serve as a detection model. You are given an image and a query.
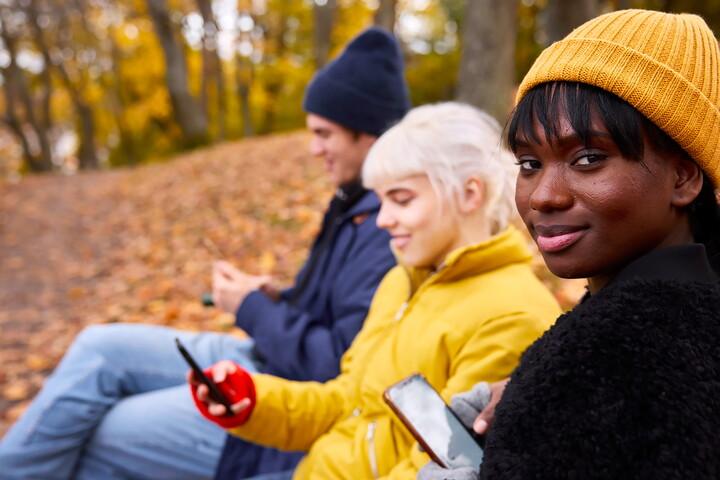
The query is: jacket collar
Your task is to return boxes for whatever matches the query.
[341,190,381,220]
[609,243,717,287]
[404,226,533,292]
[579,243,718,303]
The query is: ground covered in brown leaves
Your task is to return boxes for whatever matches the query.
[0,131,332,435]
[0,131,585,436]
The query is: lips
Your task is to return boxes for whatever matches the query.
[533,224,588,253]
[391,235,411,250]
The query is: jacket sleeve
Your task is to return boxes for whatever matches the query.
[234,220,393,381]
[378,446,431,479]
[441,311,550,398]
[226,328,364,452]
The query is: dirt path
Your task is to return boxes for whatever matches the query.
[0,172,125,433]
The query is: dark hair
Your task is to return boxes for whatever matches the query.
[507,81,720,275]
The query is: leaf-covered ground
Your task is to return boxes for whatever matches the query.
[0,131,585,436]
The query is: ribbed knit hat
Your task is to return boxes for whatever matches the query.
[303,27,411,137]
[518,9,720,186]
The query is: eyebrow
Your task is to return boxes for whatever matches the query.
[515,129,612,148]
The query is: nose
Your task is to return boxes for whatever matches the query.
[376,202,396,231]
[527,167,573,213]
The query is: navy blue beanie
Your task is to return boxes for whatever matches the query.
[303,27,411,137]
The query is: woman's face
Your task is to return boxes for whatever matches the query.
[514,112,695,287]
[375,175,461,269]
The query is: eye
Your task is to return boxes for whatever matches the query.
[573,153,607,166]
[393,195,413,206]
[386,191,415,206]
[515,159,542,171]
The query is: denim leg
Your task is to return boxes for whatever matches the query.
[73,384,225,480]
[0,323,259,480]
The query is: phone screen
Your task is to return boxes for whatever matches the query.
[385,374,484,469]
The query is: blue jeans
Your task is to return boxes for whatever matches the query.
[0,323,263,480]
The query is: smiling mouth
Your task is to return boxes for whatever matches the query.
[534,225,588,253]
[391,235,411,249]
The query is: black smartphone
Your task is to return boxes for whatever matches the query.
[201,292,215,307]
[384,373,484,469]
[175,338,234,416]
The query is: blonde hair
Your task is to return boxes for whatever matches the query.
[363,102,517,234]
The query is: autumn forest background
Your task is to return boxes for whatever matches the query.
[1,0,718,434]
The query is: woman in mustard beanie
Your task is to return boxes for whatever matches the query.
[419,9,720,480]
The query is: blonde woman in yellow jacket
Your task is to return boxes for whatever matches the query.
[191,103,561,479]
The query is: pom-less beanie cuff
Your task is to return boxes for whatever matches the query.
[517,9,720,187]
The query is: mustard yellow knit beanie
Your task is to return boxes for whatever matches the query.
[517,9,720,187]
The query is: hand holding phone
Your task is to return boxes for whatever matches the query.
[384,373,484,469]
[178,339,257,428]
[176,338,235,415]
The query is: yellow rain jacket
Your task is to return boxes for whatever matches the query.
[230,226,560,478]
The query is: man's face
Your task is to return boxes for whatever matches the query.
[306,114,376,187]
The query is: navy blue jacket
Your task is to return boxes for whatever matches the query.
[215,191,394,479]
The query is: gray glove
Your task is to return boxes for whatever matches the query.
[417,461,479,480]
[416,382,490,480]
[449,382,491,430]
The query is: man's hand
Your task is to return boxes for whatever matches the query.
[212,261,272,314]
[473,378,509,435]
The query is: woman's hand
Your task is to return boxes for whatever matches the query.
[187,360,257,428]
[416,379,509,479]
[187,360,251,416]
[472,378,509,435]
[417,461,478,480]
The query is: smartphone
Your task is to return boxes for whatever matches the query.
[201,292,215,307]
[175,338,235,416]
[384,373,484,469]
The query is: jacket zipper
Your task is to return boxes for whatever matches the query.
[394,301,408,321]
[395,263,447,322]
[366,420,379,478]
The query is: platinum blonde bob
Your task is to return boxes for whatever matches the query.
[363,102,517,234]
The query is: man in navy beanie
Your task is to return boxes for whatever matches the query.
[213,27,410,480]
[0,28,409,480]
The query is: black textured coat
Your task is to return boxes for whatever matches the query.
[480,279,720,479]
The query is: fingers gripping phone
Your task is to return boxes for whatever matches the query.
[384,373,484,469]
[175,338,235,416]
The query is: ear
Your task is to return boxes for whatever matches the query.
[671,156,703,208]
[358,132,378,149]
[458,176,485,214]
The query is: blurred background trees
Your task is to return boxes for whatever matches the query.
[0,0,717,175]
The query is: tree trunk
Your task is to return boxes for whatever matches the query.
[373,0,396,32]
[0,10,53,171]
[313,0,337,69]
[259,12,288,133]
[146,0,208,146]
[36,0,100,169]
[456,0,518,124]
[544,0,599,44]
[2,72,44,171]
[196,0,226,140]
[235,54,254,137]
[107,26,138,164]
